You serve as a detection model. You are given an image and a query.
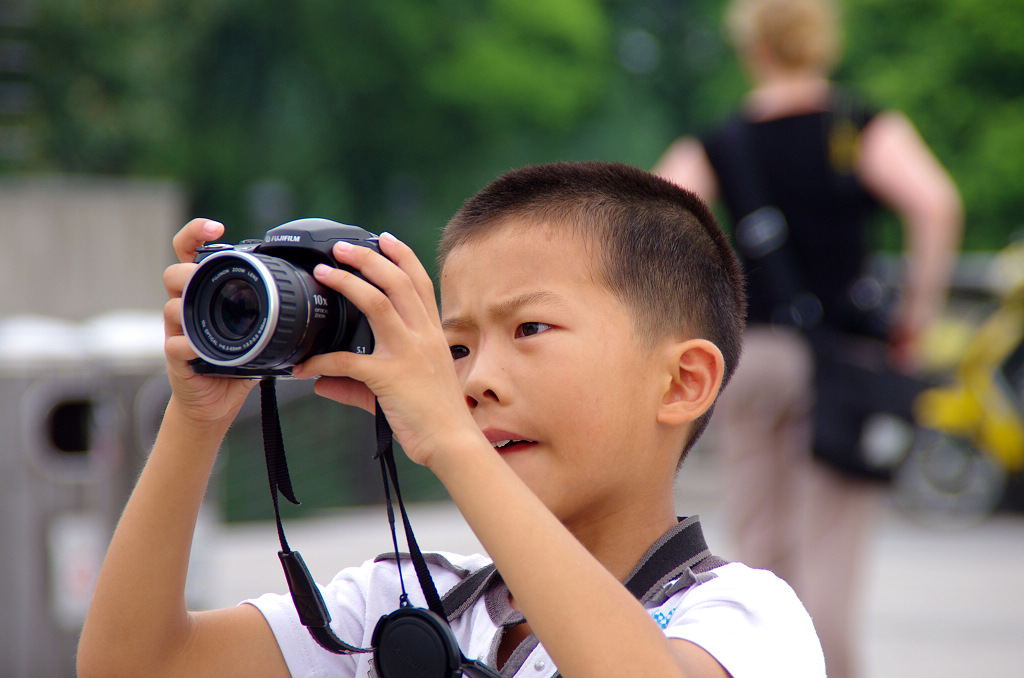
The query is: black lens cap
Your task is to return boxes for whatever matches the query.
[372,607,461,678]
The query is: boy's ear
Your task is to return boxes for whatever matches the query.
[656,338,725,426]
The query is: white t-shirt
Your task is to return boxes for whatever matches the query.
[246,552,825,678]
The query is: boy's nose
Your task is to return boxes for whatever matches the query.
[464,366,501,406]
[465,388,498,409]
[462,352,504,408]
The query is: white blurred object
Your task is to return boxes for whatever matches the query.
[0,314,87,367]
[83,309,166,371]
[0,310,165,369]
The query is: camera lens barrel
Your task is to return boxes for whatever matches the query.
[182,250,345,370]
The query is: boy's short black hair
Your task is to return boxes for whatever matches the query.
[438,161,746,459]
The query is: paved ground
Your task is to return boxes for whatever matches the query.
[199,450,1024,678]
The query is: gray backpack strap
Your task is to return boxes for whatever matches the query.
[440,517,725,625]
[623,515,726,606]
[441,563,498,622]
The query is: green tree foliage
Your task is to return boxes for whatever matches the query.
[841,0,1024,250]
[16,0,1024,252]
[28,0,199,174]
[26,0,613,254]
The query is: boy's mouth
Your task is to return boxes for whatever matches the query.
[484,429,537,453]
[492,439,536,452]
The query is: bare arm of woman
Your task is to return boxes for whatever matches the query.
[858,111,964,368]
[653,136,721,203]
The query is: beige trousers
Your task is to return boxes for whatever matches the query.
[714,326,884,678]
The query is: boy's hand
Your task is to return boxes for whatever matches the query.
[293,233,481,468]
[162,218,257,424]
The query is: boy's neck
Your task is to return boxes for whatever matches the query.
[564,501,679,582]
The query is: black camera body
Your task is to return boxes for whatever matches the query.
[181,218,377,378]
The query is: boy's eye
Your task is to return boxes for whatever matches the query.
[515,322,552,338]
[450,345,469,360]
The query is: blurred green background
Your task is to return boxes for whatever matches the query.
[3,0,1022,520]
[6,0,1022,253]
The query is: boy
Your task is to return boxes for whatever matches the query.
[78,161,825,678]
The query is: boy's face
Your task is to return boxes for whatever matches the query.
[440,223,678,527]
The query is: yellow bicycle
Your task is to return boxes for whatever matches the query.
[893,239,1024,526]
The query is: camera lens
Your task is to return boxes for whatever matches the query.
[181,250,351,370]
[211,279,261,340]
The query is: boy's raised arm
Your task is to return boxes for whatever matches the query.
[422,426,729,678]
[77,219,288,678]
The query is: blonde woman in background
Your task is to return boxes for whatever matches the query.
[655,1,962,677]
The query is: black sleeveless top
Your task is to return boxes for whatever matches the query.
[702,95,882,327]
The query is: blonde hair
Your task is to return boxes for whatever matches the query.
[725,0,841,73]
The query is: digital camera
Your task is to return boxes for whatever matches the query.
[181,218,377,378]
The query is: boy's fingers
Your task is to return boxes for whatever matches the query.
[163,299,199,364]
[312,376,377,414]
[311,263,408,348]
[295,343,370,384]
[163,262,197,298]
[163,298,183,336]
[377,232,441,325]
[328,240,433,331]
[172,218,224,264]
[165,334,199,364]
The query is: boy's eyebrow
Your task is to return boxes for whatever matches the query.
[441,291,564,332]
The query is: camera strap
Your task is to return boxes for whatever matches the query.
[260,377,368,654]
[258,377,455,657]
[373,397,447,617]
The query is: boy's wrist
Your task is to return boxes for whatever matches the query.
[163,395,237,443]
[424,423,499,486]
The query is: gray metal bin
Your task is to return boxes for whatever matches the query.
[0,314,172,678]
[0,350,120,676]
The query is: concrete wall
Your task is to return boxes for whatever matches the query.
[0,175,186,320]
